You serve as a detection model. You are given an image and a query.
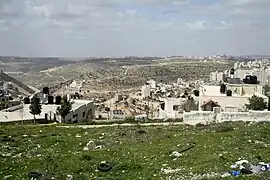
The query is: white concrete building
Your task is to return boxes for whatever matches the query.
[210,72,217,82]
[141,85,151,98]
[3,82,12,90]
[159,98,184,119]
[235,68,268,85]
[199,84,268,112]
[217,72,225,82]
[68,80,83,91]
[234,62,239,69]
[147,79,156,89]
[209,71,225,82]
[0,99,94,123]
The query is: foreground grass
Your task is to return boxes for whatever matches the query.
[1,122,270,180]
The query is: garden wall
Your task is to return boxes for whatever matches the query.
[183,111,270,125]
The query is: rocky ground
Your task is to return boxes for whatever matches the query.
[1,121,269,179]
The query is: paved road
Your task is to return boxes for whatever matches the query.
[58,122,184,129]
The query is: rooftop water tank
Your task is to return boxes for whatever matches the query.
[193,90,199,97]
[230,68,235,75]
[55,96,62,105]
[220,84,226,94]
[43,87,49,94]
[227,90,232,96]
[48,95,54,104]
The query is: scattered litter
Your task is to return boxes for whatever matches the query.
[95,145,103,149]
[261,163,270,171]
[83,140,103,151]
[221,172,231,178]
[228,159,270,177]
[66,174,73,180]
[169,143,196,159]
[75,134,81,138]
[97,161,112,172]
[240,168,253,174]
[161,167,182,174]
[170,151,182,157]
[231,170,240,177]
[251,165,262,173]
[235,160,249,165]
[179,143,196,154]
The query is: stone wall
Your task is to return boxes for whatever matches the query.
[183,111,216,125]
[183,111,270,125]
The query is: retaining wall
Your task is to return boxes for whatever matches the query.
[183,111,270,125]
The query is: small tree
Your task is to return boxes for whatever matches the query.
[263,85,270,96]
[0,101,8,111]
[245,95,267,111]
[56,96,72,122]
[29,95,42,122]
[181,98,198,112]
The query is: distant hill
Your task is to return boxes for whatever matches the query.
[0,56,78,73]
[0,71,35,96]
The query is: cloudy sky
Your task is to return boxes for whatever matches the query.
[0,0,269,57]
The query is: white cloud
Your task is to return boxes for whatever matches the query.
[66,5,89,16]
[0,0,269,57]
[25,2,54,18]
[186,20,234,30]
[125,9,137,16]
[219,21,234,29]
[186,20,211,30]
[0,20,9,31]
[107,0,190,6]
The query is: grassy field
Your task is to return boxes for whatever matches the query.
[1,122,270,180]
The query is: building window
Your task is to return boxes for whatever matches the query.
[160,103,165,110]
[83,112,85,117]
[173,105,179,111]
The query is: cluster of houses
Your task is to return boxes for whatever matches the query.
[2,59,270,125]
[140,61,270,121]
[0,77,94,124]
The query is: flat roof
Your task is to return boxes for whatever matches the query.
[201,85,267,98]
[0,99,93,122]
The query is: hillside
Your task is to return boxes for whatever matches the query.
[13,59,234,92]
[1,122,270,180]
[0,71,35,95]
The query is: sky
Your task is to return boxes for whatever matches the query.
[0,0,269,57]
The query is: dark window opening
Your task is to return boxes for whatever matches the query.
[173,105,179,111]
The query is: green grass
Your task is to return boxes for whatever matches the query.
[1,122,270,180]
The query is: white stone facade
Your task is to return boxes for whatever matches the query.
[159,98,183,119]
[199,85,268,112]
[141,85,151,98]
[183,111,270,125]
